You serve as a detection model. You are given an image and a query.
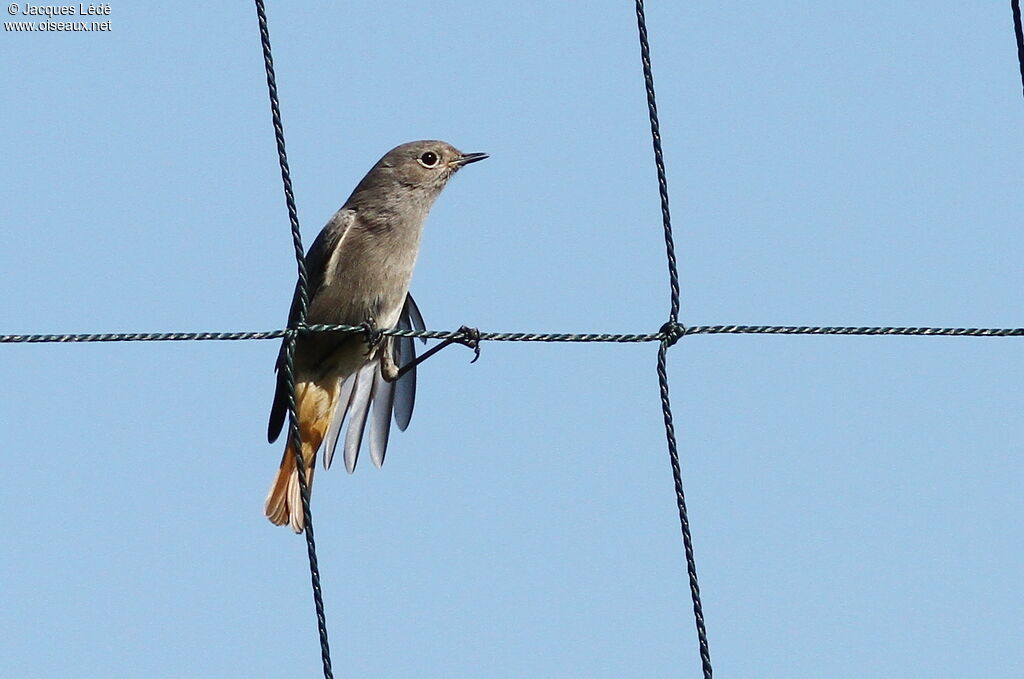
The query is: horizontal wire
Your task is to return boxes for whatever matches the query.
[2,323,1021,346]
[0,330,288,343]
[682,325,1024,337]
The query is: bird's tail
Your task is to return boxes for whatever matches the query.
[264,441,315,533]
[264,381,334,533]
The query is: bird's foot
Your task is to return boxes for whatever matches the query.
[453,325,481,363]
[392,325,482,381]
[360,317,383,347]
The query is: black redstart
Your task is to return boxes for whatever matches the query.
[265,140,487,532]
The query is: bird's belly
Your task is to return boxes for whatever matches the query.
[295,332,369,384]
[298,277,408,383]
[307,275,409,329]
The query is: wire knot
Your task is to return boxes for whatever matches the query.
[659,320,685,347]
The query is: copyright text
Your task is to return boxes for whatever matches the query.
[5,3,112,31]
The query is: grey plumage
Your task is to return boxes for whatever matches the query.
[264,140,487,532]
[393,294,426,432]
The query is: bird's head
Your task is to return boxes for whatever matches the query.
[378,140,488,193]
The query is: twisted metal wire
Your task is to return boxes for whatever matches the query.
[656,341,711,674]
[635,2,680,324]
[3,324,1022,345]
[682,325,1024,338]
[254,1,332,677]
[1013,0,1024,98]
[0,330,287,343]
[635,2,713,677]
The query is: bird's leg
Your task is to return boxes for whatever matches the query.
[392,326,481,382]
[379,339,400,382]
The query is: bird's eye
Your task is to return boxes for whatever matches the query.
[418,151,440,168]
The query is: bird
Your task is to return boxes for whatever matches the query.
[264,140,487,532]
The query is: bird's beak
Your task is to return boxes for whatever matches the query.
[453,152,489,167]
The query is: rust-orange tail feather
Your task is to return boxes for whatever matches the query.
[264,381,335,533]
[264,441,317,533]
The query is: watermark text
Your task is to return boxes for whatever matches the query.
[5,4,112,32]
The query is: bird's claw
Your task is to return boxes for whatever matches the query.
[455,325,481,364]
[360,318,383,347]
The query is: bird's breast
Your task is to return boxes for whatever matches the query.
[307,218,423,329]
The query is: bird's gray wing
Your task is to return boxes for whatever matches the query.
[405,293,428,342]
[332,294,426,469]
[286,208,355,329]
[322,371,358,470]
[268,209,356,444]
[358,292,427,467]
[342,362,376,473]
[369,359,396,468]
[393,293,426,432]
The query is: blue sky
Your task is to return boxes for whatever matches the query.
[2,3,1022,677]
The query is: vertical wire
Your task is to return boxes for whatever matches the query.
[635,2,713,676]
[254,1,333,676]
